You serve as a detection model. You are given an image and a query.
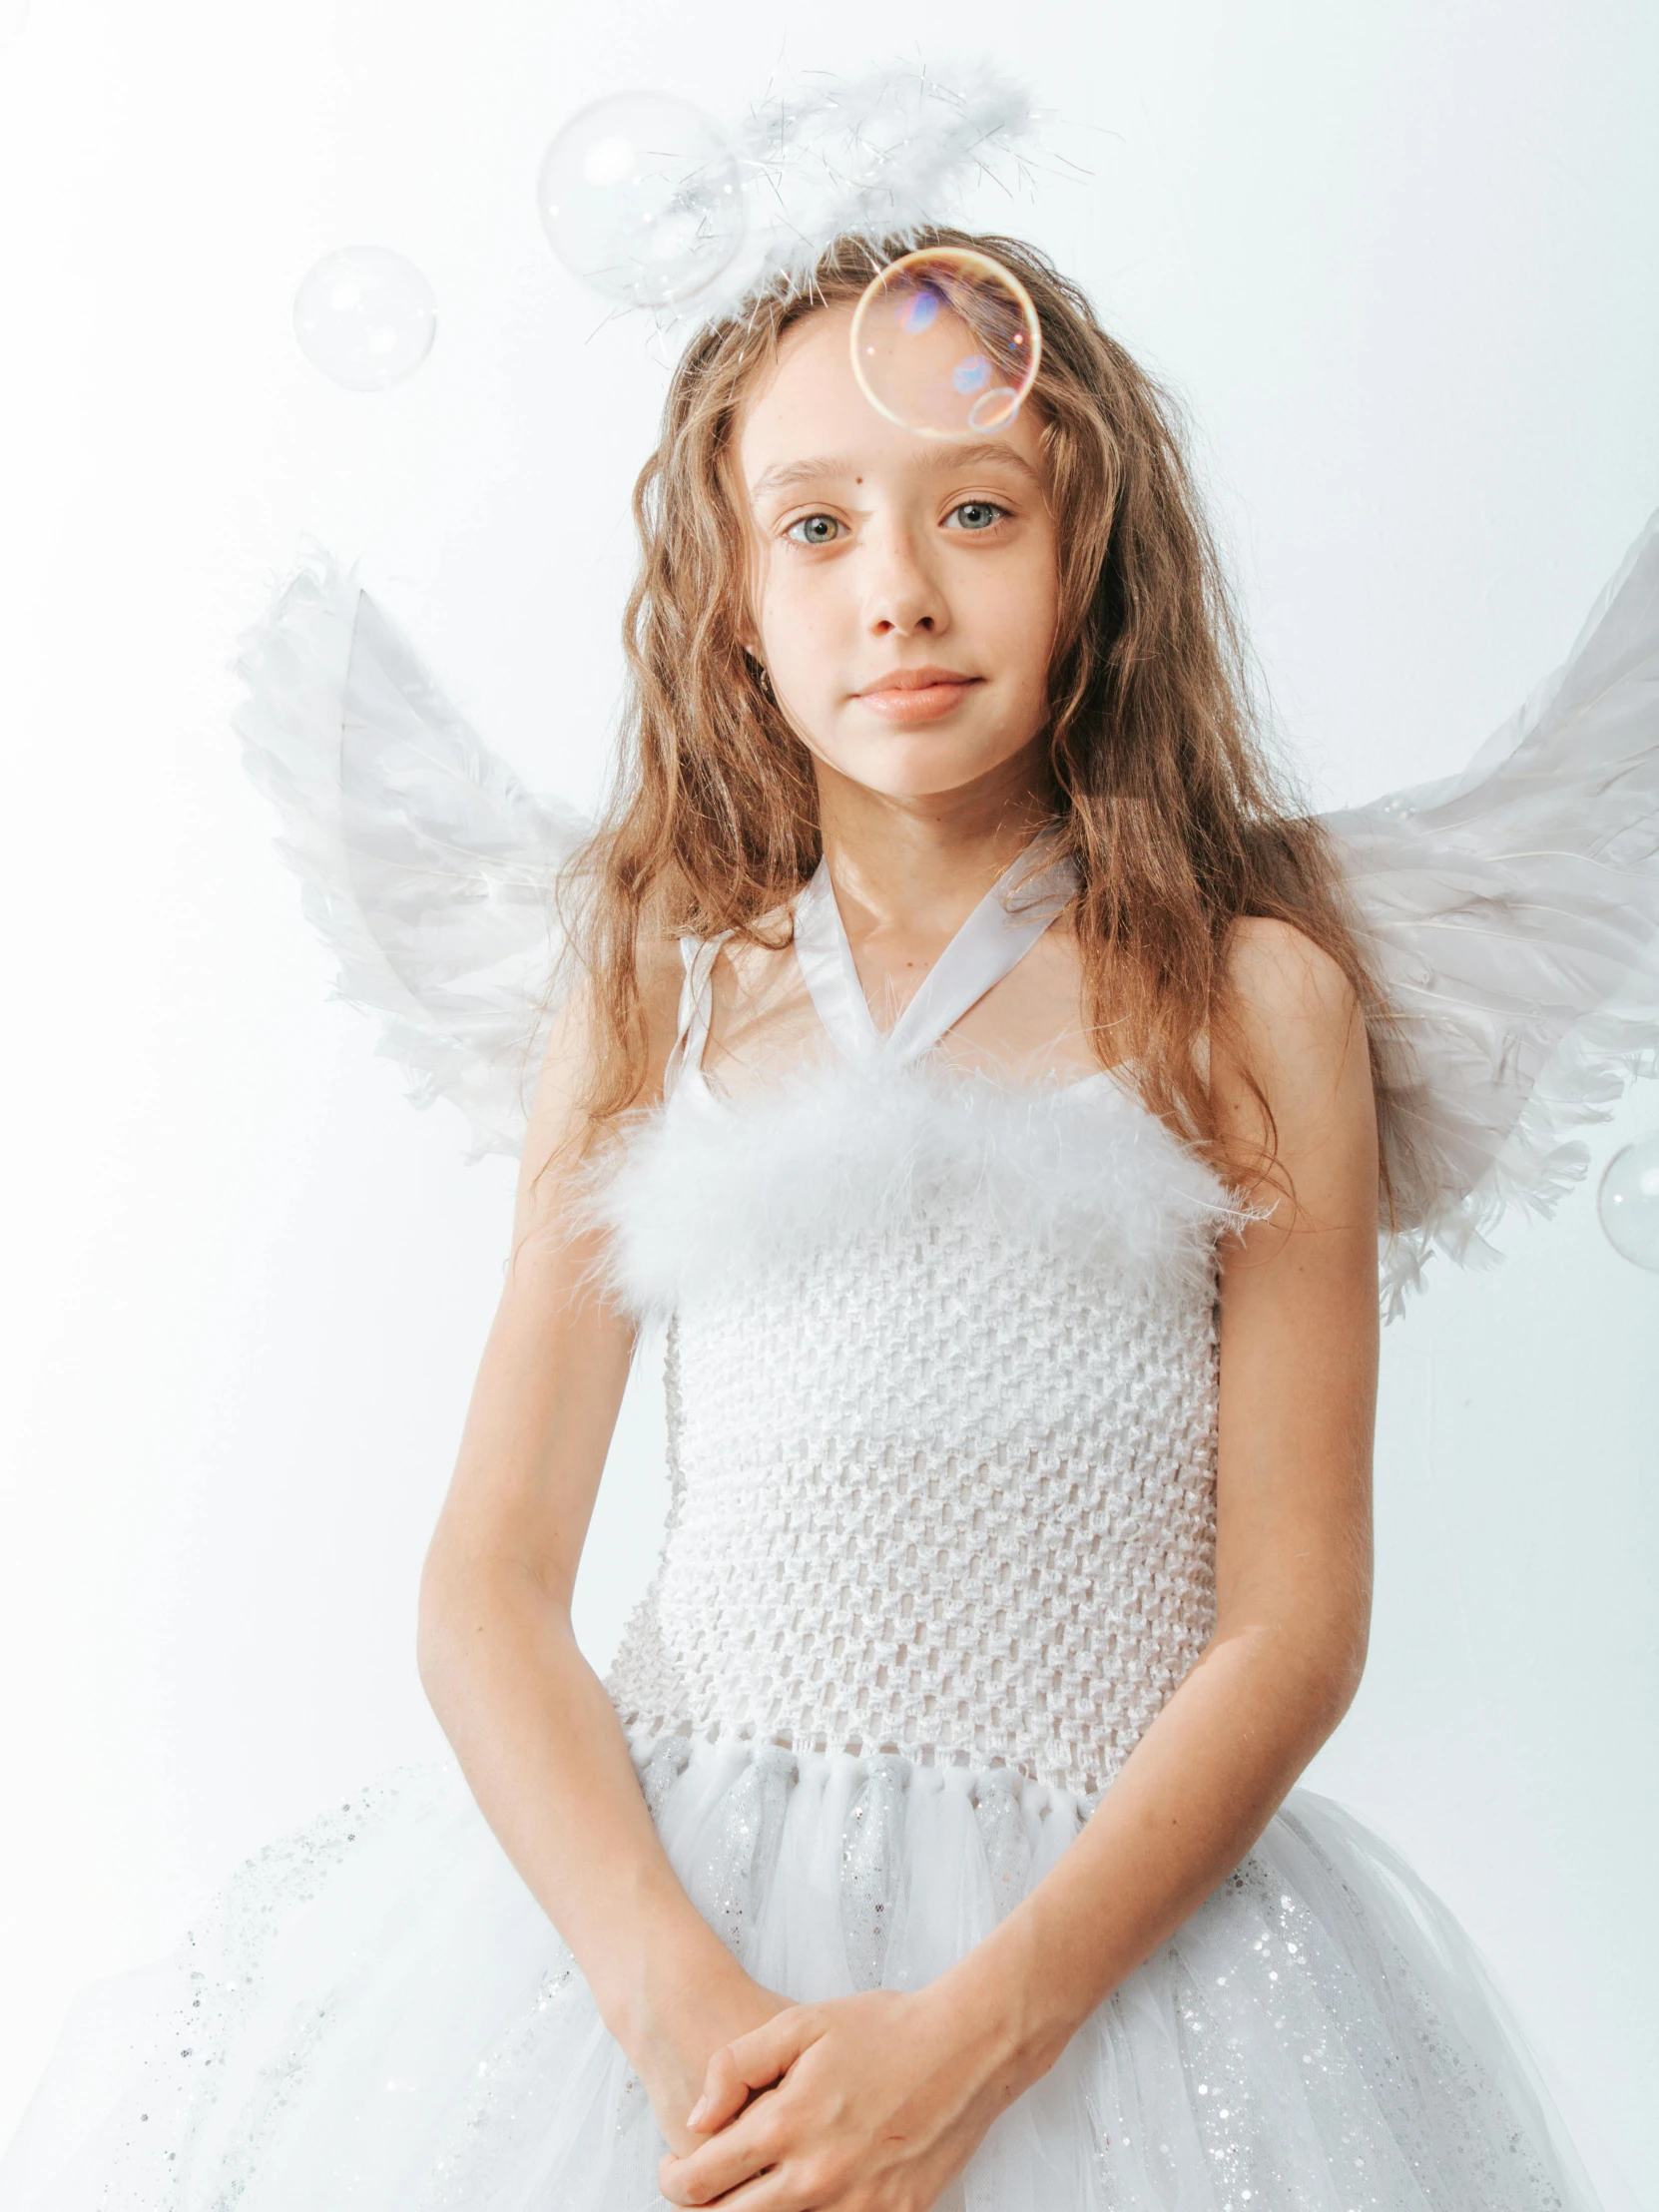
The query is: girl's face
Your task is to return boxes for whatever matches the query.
[736,302,1061,805]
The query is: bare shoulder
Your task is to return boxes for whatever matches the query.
[520,936,684,1196]
[539,935,682,1083]
[1212,919,1376,1216]
[1215,917,1368,1100]
[1223,917,1361,1046]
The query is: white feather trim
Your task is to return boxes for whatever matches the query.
[1328,506,1659,1315]
[581,1059,1251,1322]
[681,64,1043,322]
[232,545,589,1159]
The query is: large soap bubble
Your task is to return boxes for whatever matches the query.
[1598,1132,1659,1272]
[850,247,1041,439]
[293,247,436,392]
[538,93,744,307]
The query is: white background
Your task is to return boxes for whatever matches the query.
[1,0,1656,2201]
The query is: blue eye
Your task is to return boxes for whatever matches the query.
[787,514,842,545]
[945,500,1006,532]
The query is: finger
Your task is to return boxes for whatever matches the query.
[717,2005,827,2095]
[660,2088,792,2206]
[685,2005,824,2134]
[661,2149,818,2212]
[684,2042,751,2134]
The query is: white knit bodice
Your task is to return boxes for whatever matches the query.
[594,848,1245,1804]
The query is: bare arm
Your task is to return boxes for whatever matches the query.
[416,969,789,2144]
[658,918,1380,2205]
[945,917,1380,2080]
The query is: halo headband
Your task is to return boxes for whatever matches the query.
[536,66,1045,322]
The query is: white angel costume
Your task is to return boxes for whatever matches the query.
[3,512,1657,2212]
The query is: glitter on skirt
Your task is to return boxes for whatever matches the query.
[0,1732,1596,2211]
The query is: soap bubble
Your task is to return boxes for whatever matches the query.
[293,247,436,392]
[850,248,1041,439]
[1598,1132,1659,1272]
[538,92,744,307]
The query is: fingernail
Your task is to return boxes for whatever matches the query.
[686,2096,708,2128]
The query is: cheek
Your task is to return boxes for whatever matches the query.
[756,559,845,685]
[972,550,1059,689]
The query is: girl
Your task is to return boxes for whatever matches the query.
[5,226,1654,2211]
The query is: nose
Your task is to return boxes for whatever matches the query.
[860,518,947,639]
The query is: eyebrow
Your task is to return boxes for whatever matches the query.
[747,442,1045,503]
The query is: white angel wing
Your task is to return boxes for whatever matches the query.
[235,522,1659,1294]
[1326,509,1659,1313]
[232,545,591,1159]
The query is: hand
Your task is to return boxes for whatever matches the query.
[624,1953,798,2159]
[657,1984,1024,2210]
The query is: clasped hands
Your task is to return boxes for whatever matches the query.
[655,1976,1028,2212]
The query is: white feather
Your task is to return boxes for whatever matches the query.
[582,1059,1251,1323]
[232,545,588,1158]
[680,63,1043,321]
[1331,505,1659,1313]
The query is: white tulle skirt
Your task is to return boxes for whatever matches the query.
[0,1730,1600,2211]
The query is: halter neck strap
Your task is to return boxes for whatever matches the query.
[664,931,729,1099]
[793,831,1078,1067]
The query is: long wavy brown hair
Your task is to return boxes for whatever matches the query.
[565,226,1392,1196]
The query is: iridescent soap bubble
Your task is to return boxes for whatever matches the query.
[292,247,436,392]
[538,92,744,307]
[1598,1132,1659,1272]
[850,248,1042,439]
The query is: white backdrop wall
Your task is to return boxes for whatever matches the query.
[1,0,1655,2202]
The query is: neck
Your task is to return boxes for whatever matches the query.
[814,747,1058,942]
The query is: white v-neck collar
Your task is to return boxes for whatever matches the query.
[792,831,1078,1067]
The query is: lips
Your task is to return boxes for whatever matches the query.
[853,668,982,724]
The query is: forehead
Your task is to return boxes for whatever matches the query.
[735,300,1047,492]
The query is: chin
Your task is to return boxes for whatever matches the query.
[819,731,1032,803]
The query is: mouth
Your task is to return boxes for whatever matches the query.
[853,667,983,724]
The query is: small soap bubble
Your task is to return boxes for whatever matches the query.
[538,92,744,307]
[850,248,1041,440]
[1598,1132,1659,1272]
[899,288,939,335]
[292,247,436,392]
